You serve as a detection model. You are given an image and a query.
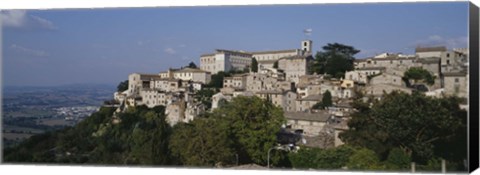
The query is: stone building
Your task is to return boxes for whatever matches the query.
[296,94,323,112]
[223,73,248,90]
[200,49,252,74]
[277,55,310,84]
[284,111,330,136]
[369,73,405,86]
[363,84,412,97]
[443,72,468,98]
[165,100,187,126]
[200,40,312,74]
[159,68,211,84]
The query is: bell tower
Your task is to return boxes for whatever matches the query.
[301,40,313,54]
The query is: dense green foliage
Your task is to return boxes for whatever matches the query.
[169,118,235,166]
[289,145,355,169]
[4,96,288,168]
[339,91,467,171]
[194,88,216,110]
[322,90,332,108]
[207,71,229,89]
[212,96,286,165]
[310,43,359,78]
[116,80,129,92]
[347,148,382,170]
[312,90,332,110]
[251,58,258,72]
[403,67,435,85]
[4,89,466,172]
[385,148,411,170]
[3,106,173,165]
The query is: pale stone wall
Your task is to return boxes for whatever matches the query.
[443,73,467,98]
[364,84,412,97]
[286,119,325,136]
[278,57,308,84]
[369,73,404,86]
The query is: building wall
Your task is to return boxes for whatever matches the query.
[416,51,443,58]
[200,55,216,73]
[364,84,412,96]
[369,73,404,86]
[140,90,167,108]
[345,71,368,84]
[283,91,297,112]
[295,100,319,112]
[252,51,299,62]
[443,74,467,98]
[278,57,308,84]
[128,73,143,95]
[165,101,186,126]
[286,119,325,136]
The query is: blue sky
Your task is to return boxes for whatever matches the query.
[2,2,469,86]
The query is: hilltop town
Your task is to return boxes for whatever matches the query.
[111,40,469,148]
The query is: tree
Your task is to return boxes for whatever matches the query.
[169,118,235,167]
[194,89,216,110]
[187,61,198,69]
[311,43,360,78]
[289,145,355,169]
[207,71,230,89]
[117,80,128,92]
[340,91,467,165]
[322,90,333,108]
[212,96,285,166]
[251,57,258,72]
[403,67,435,85]
[347,148,382,170]
[385,148,411,170]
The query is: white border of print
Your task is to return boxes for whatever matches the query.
[0,1,477,175]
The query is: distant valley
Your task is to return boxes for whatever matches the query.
[2,84,116,147]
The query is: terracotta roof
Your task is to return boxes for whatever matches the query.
[415,46,447,52]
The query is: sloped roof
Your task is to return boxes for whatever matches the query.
[284,111,330,122]
[415,46,447,52]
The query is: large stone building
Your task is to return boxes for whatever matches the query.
[278,55,311,84]
[199,40,313,74]
[159,68,212,84]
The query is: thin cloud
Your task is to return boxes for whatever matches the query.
[413,35,468,49]
[1,10,57,30]
[164,47,176,55]
[10,44,49,57]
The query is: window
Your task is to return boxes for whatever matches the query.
[447,60,450,65]
[447,53,450,57]
[455,78,459,83]
[304,42,307,46]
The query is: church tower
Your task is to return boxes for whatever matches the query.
[301,40,313,55]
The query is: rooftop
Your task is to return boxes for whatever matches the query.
[284,111,330,122]
[415,46,447,53]
[249,49,299,55]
